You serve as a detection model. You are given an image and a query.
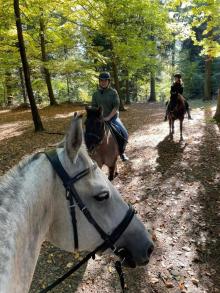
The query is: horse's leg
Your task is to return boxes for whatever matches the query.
[114,162,118,178]
[169,118,172,135]
[108,161,118,181]
[108,166,115,181]
[180,119,183,141]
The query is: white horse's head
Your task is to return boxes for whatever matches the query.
[47,112,154,267]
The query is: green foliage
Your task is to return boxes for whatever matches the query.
[1,0,219,107]
[177,48,204,99]
[167,0,220,58]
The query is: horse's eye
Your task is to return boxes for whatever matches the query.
[93,191,109,201]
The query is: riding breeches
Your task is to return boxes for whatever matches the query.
[109,115,128,154]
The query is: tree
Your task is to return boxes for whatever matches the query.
[81,0,171,104]
[19,67,27,104]
[14,0,44,131]
[148,71,156,102]
[166,0,220,101]
[213,89,220,121]
[1,0,173,107]
[39,14,57,105]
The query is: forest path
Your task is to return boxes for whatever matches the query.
[0,102,219,293]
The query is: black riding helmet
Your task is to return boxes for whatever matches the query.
[99,72,111,80]
[174,73,182,79]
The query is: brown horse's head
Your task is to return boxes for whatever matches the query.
[170,94,186,120]
[84,106,105,152]
[168,94,186,141]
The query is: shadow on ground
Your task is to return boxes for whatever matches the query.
[186,106,220,291]
[156,135,186,178]
[30,243,87,292]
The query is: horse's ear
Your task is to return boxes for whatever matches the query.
[65,112,83,161]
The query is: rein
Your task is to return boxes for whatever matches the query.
[40,149,135,292]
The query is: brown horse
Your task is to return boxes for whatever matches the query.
[168,94,186,141]
[84,106,119,180]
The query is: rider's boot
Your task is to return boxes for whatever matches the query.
[120,153,129,161]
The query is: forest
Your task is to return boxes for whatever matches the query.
[1,0,220,125]
[0,0,220,293]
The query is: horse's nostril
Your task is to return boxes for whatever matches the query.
[148,244,154,257]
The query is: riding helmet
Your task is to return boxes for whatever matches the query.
[174,73,182,79]
[99,72,111,80]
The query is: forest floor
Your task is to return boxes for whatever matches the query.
[0,101,220,293]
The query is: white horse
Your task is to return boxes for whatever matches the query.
[0,113,153,293]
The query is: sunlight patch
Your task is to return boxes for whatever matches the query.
[54,112,76,119]
[0,110,11,114]
[0,121,30,141]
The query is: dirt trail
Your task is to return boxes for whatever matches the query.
[0,102,219,293]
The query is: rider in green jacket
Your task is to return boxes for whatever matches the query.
[92,72,129,161]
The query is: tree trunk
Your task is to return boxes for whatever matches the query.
[39,17,57,106]
[14,0,44,131]
[5,71,13,105]
[130,79,138,102]
[64,46,71,101]
[19,67,27,104]
[171,37,175,78]
[213,88,220,122]
[66,76,70,101]
[204,57,212,100]
[3,82,6,106]
[112,58,125,111]
[125,79,131,104]
[148,72,156,102]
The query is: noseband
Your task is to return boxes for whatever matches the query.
[42,149,135,292]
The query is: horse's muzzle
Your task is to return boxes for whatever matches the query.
[115,248,136,268]
[115,244,154,268]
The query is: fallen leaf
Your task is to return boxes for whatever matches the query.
[66,262,73,268]
[182,246,191,252]
[179,280,186,292]
[108,266,112,273]
[191,277,199,286]
[150,277,160,284]
[165,281,174,288]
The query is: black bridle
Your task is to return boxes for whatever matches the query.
[41,149,135,292]
[84,116,106,150]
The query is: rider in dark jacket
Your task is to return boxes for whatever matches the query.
[164,74,192,121]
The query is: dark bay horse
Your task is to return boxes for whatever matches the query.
[84,106,119,180]
[168,94,186,141]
